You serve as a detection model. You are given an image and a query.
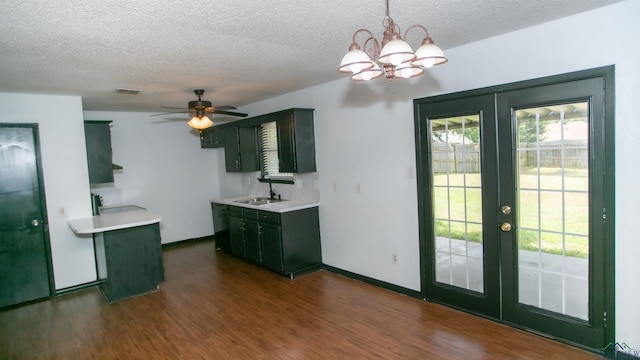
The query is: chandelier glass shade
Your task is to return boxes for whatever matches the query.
[338,0,447,81]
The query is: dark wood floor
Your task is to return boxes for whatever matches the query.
[1,239,600,359]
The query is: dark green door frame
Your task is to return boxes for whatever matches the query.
[413,65,615,351]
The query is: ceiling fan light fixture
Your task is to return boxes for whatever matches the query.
[187,114,213,130]
[151,89,248,128]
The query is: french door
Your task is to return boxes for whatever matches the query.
[414,68,614,349]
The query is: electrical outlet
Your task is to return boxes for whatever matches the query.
[392,253,398,264]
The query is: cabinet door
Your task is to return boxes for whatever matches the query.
[276,113,296,172]
[238,126,259,172]
[276,110,316,173]
[260,223,284,273]
[244,220,260,264]
[223,127,241,171]
[84,121,114,184]
[223,126,259,172]
[201,127,224,148]
[228,215,245,258]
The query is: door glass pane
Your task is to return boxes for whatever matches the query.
[515,101,589,320]
[431,115,484,294]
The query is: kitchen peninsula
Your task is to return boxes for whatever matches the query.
[68,205,164,303]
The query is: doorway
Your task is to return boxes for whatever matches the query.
[0,123,54,308]
[414,67,615,350]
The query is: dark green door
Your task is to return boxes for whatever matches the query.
[415,70,614,349]
[496,78,609,348]
[415,94,501,317]
[0,124,52,308]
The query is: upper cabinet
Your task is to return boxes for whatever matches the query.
[200,126,224,148]
[275,109,316,173]
[84,121,114,184]
[224,125,260,172]
[208,108,316,174]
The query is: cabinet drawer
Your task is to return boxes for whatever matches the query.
[242,208,258,220]
[258,211,280,224]
[228,206,243,217]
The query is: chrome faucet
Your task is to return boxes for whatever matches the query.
[268,179,277,200]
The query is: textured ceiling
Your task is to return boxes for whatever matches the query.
[0,0,622,115]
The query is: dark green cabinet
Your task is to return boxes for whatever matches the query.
[228,206,260,260]
[228,208,245,257]
[211,108,316,174]
[227,205,321,278]
[94,223,164,303]
[200,126,225,148]
[276,109,316,173]
[84,121,114,184]
[211,202,231,253]
[259,217,284,273]
[224,126,259,172]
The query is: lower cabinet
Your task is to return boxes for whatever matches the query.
[94,223,164,303]
[227,205,321,278]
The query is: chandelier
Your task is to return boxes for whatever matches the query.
[338,0,447,81]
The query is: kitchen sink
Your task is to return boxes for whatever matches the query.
[234,197,286,206]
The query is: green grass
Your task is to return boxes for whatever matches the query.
[433,167,589,258]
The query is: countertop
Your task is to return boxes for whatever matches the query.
[212,196,319,213]
[68,206,162,235]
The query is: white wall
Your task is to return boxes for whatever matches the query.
[238,0,640,347]
[83,111,224,243]
[0,93,96,290]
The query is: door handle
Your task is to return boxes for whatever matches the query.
[500,222,512,232]
[501,205,512,215]
[31,219,39,227]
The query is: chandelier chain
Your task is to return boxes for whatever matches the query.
[382,0,392,28]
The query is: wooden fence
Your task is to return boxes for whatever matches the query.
[432,140,587,174]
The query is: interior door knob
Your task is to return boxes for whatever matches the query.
[500,222,512,232]
[31,219,39,227]
[501,205,512,215]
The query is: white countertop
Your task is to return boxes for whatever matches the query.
[68,208,162,235]
[212,196,319,213]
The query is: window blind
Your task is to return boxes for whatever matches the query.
[261,122,293,179]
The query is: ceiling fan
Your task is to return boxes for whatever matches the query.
[152,89,248,130]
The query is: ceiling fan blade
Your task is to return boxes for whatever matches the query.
[214,110,248,117]
[151,118,188,124]
[212,105,237,110]
[150,111,188,117]
[161,106,189,110]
